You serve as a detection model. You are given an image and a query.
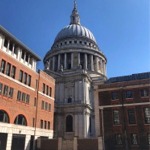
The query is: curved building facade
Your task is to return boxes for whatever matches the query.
[44,2,107,139]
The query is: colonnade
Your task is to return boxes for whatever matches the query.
[45,52,106,74]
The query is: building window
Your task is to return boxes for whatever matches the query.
[11,66,16,79]
[9,42,13,51]
[8,87,14,98]
[6,63,11,76]
[34,98,37,106]
[141,89,149,97]
[40,120,43,128]
[24,73,27,84]
[148,133,150,145]
[48,121,50,129]
[42,101,44,109]
[131,134,138,145]
[17,91,21,101]
[66,115,73,132]
[49,87,52,96]
[19,70,23,82]
[46,85,49,95]
[44,121,47,129]
[113,110,120,125]
[115,134,122,145]
[21,51,25,59]
[43,83,45,93]
[4,39,8,48]
[48,104,51,111]
[128,109,136,124]
[22,93,26,102]
[68,97,72,103]
[0,59,6,73]
[125,91,133,98]
[26,94,30,104]
[3,85,8,96]
[0,110,9,123]
[144,108,150,124]
[111,92,118,100]
[14,114,27,126]
[0,83,3,94]
[27,75,31,86]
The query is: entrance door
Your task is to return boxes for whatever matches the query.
[11,134,25,150]
[0,133,7,150]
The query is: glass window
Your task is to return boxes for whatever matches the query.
[24,73,27,84]
[0,83,3,94]
[11,66,16,79]
[0,59,6,73]
[111,92,118,100]
[68,97,72,103]
[49,87,52,96]
[42,101,44,109]
[66,115,73,132]
[14,114,27,126]
[115,134,122,145]
[113,110,120,125]
[0,110,9,123]
[48,121,50,129]
[26,94,30,104]
[22,93,26,102]
[34,98,37,106]
[46,85,49,95]
[19,70,23,82]
[3,85,8,96]
[141,89,149,97]
[44,120,47,129]
[125,91,133,98]
[4,39,8,48]
[144,108,150,124]
[27,75,31,86]
[131,134,138,145]
[40,120,43,128]
[17,91,21,101]
[43,83,45,94]
[6,63,11,76]
[49,104,51,112]
[21,51,25,59]
[8,87,14,98]
[128,109,136,124]
[9,42,13,51]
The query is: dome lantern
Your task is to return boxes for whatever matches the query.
[70,0,80,25]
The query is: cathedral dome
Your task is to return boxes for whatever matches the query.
[54,24,96,43]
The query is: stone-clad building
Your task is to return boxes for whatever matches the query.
[0,26,55,150]
[44,1,107,140]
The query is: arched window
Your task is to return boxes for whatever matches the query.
[66,115,73,132]
[14,114,27,126]
[0,110,9,123]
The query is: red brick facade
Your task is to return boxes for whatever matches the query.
[0,26,55,150]
[98,75,150,150]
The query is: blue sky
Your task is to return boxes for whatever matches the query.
[0,0,149,78]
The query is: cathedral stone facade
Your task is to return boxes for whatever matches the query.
[44,2,107,139]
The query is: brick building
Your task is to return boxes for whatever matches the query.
[95,72,150,150]
[0,26,55,150]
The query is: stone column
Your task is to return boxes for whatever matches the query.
[6,133,12,150]
[84,54,87,70]
[52,56,55,71]
[78,53,80,66]
[0,34,4,49]
[58,137,62,150]
[71,53,74,69]
[95,56,98,72]
[7,40,10,51]
[24,135,31,150]
[90,55,94,71]
[73,137,78,150]
[58,54,60,70]
[64,53,67,69]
